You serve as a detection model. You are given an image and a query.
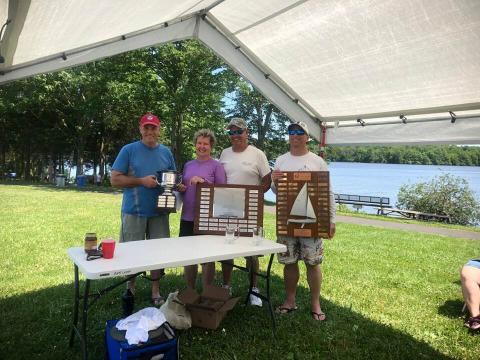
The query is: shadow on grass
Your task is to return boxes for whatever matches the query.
[438,299,465,319]
[0,270,453,360]
[0,180,122,194]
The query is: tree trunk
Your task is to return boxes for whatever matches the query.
[172,112,183,170]
[24,143,32,180]
[75,143,84,176]
[99,137,105,178]
[0,143,5,178]
[17,152,23,179]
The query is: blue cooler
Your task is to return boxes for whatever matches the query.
[105,319,178,360]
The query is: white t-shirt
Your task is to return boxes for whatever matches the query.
[273,151,336,223]
[274,151,328,172]
[219,145,270,185]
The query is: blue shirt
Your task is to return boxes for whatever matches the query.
[112,141,176,217]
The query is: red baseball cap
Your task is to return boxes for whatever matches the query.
[139,113,160,127]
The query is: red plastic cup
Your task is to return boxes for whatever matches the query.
[101,239,116,259]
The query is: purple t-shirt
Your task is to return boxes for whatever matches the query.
[181,158,226,221]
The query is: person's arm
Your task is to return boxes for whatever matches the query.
[328,223,336,239]
[270,169,284,194]
[270,156,282,194]
[176,168,187,192]
[260,172,271,193]
[110,170,158,188]
[327,173,336,239]
[258,150,271,193]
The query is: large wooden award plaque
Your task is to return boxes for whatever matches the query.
[276,171,331,238]
[194,183,264,236]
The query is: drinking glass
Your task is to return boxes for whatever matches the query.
[251,227,264,246]
[225,224,237,244]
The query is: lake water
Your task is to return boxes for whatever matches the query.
[265,162,480,212]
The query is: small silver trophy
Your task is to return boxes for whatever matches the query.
[156,171,180,213]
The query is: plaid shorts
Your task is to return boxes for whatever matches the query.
[277,236,324,265]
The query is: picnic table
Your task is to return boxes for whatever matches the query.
[376,207,451,223]
[334,193,391,211]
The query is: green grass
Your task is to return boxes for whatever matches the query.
[336,204,480,232]
[1,183,479,359]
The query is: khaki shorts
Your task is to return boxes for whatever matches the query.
[120,213,170,242]
[277,236,324,266]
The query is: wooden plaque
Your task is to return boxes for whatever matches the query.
[194,184,264,236]
[276,171,331,238]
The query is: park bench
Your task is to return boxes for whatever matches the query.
[376,207,451,223]
[334,193,391,211]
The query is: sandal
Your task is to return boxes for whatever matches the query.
[467,316,480,331]
[151,296,165,307]
[311,311,326,321]
[275,305,298,314]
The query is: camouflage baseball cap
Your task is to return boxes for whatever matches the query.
[226,117,247,130]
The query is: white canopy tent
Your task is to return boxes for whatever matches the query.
[1,0,479,145]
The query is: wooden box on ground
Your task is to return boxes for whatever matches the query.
[177,285,240,330]
[276,171,331,238]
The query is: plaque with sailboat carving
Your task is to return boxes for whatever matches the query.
[276,171,331,238]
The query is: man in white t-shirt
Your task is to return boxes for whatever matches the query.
[271,121,336,321]
[219,117,271,306]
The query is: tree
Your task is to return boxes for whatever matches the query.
[145,40,237,169]
[227,81,290,160]
[0,40,240,180]
[397,174,480,225]
[326,145,480,166]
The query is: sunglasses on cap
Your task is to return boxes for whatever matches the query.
[288,129,306,136]
[227,129,245,136]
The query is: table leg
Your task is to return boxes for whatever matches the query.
[69,265,80,347]
[265,254,276,330]
[244,257,255,306]
[68,271,143,359]
[243,255,276,330]
[81,279,91,360]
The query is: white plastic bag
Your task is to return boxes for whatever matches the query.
[159,291,191,330]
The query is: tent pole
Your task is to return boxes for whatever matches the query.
[319,123,327,159]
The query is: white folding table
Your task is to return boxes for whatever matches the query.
[67,235,286,360]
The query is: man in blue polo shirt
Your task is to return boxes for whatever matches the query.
[111,112,176,315]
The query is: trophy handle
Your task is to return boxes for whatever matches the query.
[154,176,162,187]
[176,174,183,186]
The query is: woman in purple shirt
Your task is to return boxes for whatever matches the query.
[177,129,226,289]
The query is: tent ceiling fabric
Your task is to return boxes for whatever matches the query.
[328,116,480,146]
[3,0,215,65]
[1,0,479,145]
[212,0,480,118]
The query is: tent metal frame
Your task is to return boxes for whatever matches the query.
[1,4,479,145]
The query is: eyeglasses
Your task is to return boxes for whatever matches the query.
[227,129,244,136]
[288,129,306,136]
[86,249,103,261]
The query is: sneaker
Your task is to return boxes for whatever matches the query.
[221,284,232,296]
[249,287,262,307]
[121,289,135,317]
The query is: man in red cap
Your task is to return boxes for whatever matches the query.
[111,112,176,315]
